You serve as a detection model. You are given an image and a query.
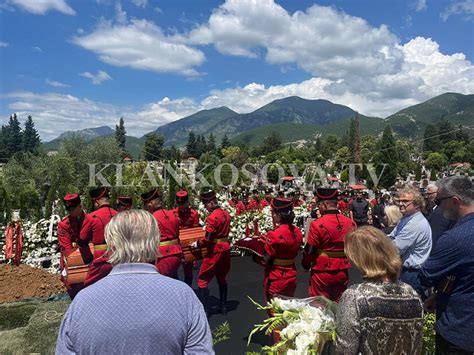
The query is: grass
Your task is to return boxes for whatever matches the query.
[0,300,71,354]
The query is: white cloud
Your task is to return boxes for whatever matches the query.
[8,0,75,15]
[32,46,43,53]
[414,0,427,12]
[115,1,127,24]
[441,0,474,21]
[73,19,205,76]
[79,70,113,85]
[132,0,147,8]
[45,79,70,88]
[0,41,9,47]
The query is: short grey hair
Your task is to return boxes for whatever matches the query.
[397,185,424,208]
[426,184,438,192]
[438,176,474,206]
[105,209,160,265]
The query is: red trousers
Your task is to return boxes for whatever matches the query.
[84,256,113,287]
[308,269,348,302]
[264,271,297,303]
[156,255,182,279]
[198,250,231,288]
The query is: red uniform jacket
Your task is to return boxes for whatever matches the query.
[337,200,351,215]
[172,207,200,228]
[293,199,303,208]
[80,206,117,260]
[264,224,303,278]
[259,199,271,210]
[236,201,257,215]
[153,209,182,258]
[202,207,231,253]
[58,212,85,256]
[302,212,356,271]
[229,199,238,208]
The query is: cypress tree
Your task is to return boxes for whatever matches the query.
[115,117,126,150]
[23,115,41,154]
[374,125,398,188]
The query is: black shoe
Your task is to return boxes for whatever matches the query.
[218,283,228,315]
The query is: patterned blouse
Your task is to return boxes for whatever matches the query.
[335,280,424,355]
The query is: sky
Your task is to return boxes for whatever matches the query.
[0,0,473,141]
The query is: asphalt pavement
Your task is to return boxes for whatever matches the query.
[179,253,363,354]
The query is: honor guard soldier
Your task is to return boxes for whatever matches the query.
[193,190,231,315]
[228,190,239,208]
[78,187,117,287]
[116,196,133,212]
[236,191,258,216]
[141,188,183,279]
[172,190,200,286]
[302,188,356,302]
[58,194,88,299]
[261,198,303,303]
[259,188,273,210]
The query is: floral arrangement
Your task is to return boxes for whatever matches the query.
[248,296,336,354]
[1,214,61,274]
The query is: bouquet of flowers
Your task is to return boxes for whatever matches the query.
[248,296,336,355]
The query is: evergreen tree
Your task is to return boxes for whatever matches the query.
[186,132,197,157]
[196,135,207,157]
[346,118,356,159]
[115,117,126,150]
[207,133,216,153]
[0,127,7,163]
[23,115,41,154]
[220,134,231,150]
[373,125,398,188]
[5,114,23,157]
[414,164,422,181]
[437,119,455,145]
[262,132,282,155]
[455,125,470,145]
[142,133,164,161]
[423,124,442,153]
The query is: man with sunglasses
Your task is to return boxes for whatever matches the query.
[389,186,432,298]
[420,176,474,354]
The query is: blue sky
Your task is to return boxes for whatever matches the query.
[0,0,473,141]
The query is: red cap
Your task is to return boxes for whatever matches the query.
[63,193,81,208]
[271,197,293,211]
[176,190,189,203]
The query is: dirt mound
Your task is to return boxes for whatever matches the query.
[0,264,66,304]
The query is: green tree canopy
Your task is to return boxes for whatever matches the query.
[143,133,164,161]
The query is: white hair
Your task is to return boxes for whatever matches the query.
[384,205,402,227]
[105,209,160,265]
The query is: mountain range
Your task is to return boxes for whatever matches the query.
[43,92,474,157]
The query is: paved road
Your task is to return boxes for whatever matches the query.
[180,254,363,354]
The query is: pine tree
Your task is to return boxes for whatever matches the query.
[373,125,398,188]
[455,125,470,144]
[115,117,126,150]
[354,113,362,164]
[437,119,455,145]
[220,134,231,150]
[423,124,442,153]
[23,115,41,154]
[186,132,197,157]
[5,114,23,157]
[207,133,216,153]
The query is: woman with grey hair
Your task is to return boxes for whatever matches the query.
[56,209,214,355]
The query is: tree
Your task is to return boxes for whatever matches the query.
[23,115,41,154]
[262,132,282,155]
[220,134,231,150]
[196,135,207,157]
[443,141,468,163]
[425,152,448,172]
[142,133,164,161]
[186,132,198,157]
[415,164,422,181]
[373,125,398,188]
[455,125,470,145]
[207,133,216,153]
[115,117,126,150]
[423,124,441,153]
[5,114,23,157]
[437,119,455,145]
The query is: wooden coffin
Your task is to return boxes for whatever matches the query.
[179,227,207,262]
[64,244,94,284]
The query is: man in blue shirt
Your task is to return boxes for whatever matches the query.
[420,176,474,354]
[56,209,214,355]
[389,186,432,298]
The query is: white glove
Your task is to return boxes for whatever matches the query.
[190,241,199,249]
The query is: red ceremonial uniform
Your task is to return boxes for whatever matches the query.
[153,209,183,279]
[198,207,231,288]
[259,199,271,210]
[337,200,351,215]
[57,212,87,297]
[263,224,303,303]
[302,211,356,302]
[79,205,117,287]
[236,201,257,216]
[229,199,238,208]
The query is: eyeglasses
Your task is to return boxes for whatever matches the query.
[435,195,453,205]
[396,199,414,205]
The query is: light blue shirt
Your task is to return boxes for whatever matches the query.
[389,211,432,269]
[56,263,214,355]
